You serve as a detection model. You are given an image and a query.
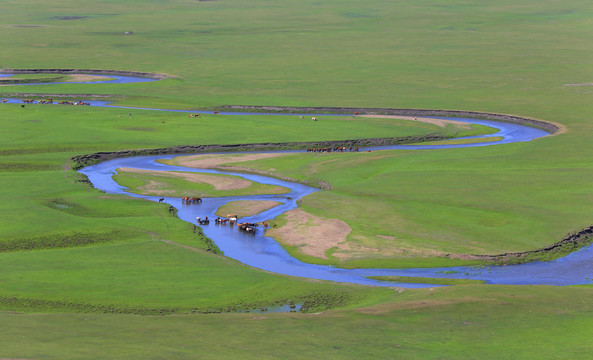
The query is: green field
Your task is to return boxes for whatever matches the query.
[2,0,593,358]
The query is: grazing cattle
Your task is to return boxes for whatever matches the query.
[158,198,164,202]
[312,117,317,121]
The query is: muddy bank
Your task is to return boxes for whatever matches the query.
[218,105,561,134]
[70,133,448,172]
[0,68,171,80]
[447,225,593,264]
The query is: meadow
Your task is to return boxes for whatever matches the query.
[2,0,593,358]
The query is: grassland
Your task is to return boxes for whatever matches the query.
[2,285,593,360]
[2,0,593,358]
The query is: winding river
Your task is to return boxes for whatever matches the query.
[5,73,591,288]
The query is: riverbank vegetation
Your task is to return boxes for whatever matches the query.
[2,0,593,358]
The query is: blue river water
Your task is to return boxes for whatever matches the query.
[5,72,589,287]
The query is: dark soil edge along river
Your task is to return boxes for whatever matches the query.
[447,225,593,265]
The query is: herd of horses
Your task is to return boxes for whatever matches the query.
[204,213,268,234]
[20,98,90,105]
[188,111,220,118]
[307,146,359,153]
[171,196,268,234]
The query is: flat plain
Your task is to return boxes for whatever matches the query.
[2,0,593,359]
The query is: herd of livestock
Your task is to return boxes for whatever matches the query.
[180,197,266,234]
[17,98,91,105]
[306,146,359,153]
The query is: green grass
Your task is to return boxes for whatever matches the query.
[2,285,593,359]
[0,105,459,152]
[0,239,389,313]
[1,0,593,357]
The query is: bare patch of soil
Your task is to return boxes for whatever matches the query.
[118,167,252,191]
[360,114,470,129]
[170,152,296,169]
[266,208,351,259]
[67,74,112,82]
[216,200,281,218]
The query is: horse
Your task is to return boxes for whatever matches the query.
[237,223,257,233]
[158,198,164,202]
